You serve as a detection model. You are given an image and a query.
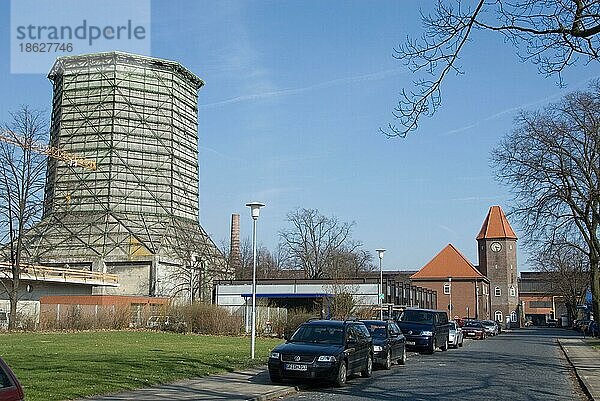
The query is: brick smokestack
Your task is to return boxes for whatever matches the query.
[230,214,241,278]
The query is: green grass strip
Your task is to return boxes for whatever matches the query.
[0,331,283,401]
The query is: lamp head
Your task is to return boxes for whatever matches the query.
[375,249,385,260]
[246,202,265,220]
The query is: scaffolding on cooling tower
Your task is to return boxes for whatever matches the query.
[13,52,226,297]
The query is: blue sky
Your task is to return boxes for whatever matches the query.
[1,1,599,272]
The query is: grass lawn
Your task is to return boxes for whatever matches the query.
[0,331,283,401]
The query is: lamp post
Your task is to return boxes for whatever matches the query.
[246,201,265,359]
[376,249,385,320]
[448,277,452,319]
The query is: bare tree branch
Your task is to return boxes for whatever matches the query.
[491,80,600,321]
[385,0,600,137]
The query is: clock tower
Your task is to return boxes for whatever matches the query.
[476,206,519,327]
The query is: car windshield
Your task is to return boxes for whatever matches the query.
[399,310,434,324]
[481,321,494,326]
[365,324,387,339]
[289,325,343,345]
[464,321,482,328]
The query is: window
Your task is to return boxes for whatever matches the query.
[509,286,516,297]
[510,311,518,323]
[494,287,501,297]
[495,311,503,322]
[530,301,552,308]
[443,283,451,295]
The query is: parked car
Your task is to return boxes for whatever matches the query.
[462,320,486,340]
[574,319,591,332]
[448,321,463,348]
[0,356,24,401]
[587,321,599,337]
[268,319,373,387]
[481,320,499,336]
[361,320,406,369]
[397,308,450,354]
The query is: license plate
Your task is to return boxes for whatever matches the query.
[466,332,475,336]
[285,363,308,371]
[406,341,416,346]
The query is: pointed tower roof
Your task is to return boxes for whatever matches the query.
[411,244,485,279]
[476,205,517,240]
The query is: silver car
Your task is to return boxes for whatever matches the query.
[481,320,499,336]
[448,321,463,348]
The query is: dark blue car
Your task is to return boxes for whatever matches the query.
[361,320,407,369]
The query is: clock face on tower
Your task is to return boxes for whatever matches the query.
[490,242,502,252]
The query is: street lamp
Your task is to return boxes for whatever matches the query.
[448,277,452,319]
[246,202,265,359]
[376,249,385,320]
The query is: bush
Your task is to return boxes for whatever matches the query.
[40,305,131,331]
[271,309,315,339]
[165,302,244,335]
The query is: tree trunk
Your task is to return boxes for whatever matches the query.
[8,285,18,331]
[591,257,600,323]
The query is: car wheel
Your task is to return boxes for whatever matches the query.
[440,338,448,352]
[458,338,463,347]
[361,354,373,377]
[399,347,407,365]
[426,338,436,354]
[269,373,283,383]
[334,361,347,387]
[384,351,392,370]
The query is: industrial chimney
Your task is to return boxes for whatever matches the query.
[230,214,241,277]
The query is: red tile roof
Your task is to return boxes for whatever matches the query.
[411,244,485,279]
[476,205,517,240]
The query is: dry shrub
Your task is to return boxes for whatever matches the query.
[353,306,377,319]
[166,302,244,335]
[40,305,130,331]
[271,309,315,339]
[329,292,357,320]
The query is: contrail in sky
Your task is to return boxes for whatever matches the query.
[199,67,406,109]
[442,75,600,136]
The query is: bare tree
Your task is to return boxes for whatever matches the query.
[385,0,600,137]
[328,242,375,279]
[220,239,291,279]
[491,81,600,322]
[280,208,370,279]
[533,241,590,322]
[161,220,227,303]
[0,107,47,330]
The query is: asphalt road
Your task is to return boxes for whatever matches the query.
[279,327,588,401]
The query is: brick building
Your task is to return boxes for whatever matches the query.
[476,206,519,325]
[410,244,491,320]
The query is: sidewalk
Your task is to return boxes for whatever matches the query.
[74,367,298,401]
[558,338,600,401]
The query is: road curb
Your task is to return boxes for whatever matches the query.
[250,385,299,401]
[557,339,597,401]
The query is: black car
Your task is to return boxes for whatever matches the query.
[268,319,373,387]
[361,320,406,369]
[396,308,450,354]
